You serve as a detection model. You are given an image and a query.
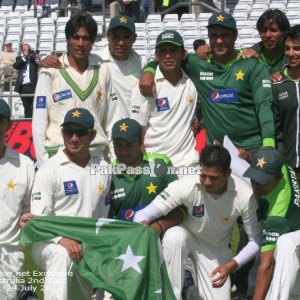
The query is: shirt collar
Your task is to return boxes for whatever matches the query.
[61,52,101,68]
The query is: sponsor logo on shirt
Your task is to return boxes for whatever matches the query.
[53,89,72,103]
[200,72,213,80]
[288,166,300,208]
[63,180,78,196]
[110,92,118,101]
[262,79,271,88]
[131,105,140,114]
[278,91,289,101]
[112,187,125,199]
[192,204,204,218]
[263,229,279,243]
[209,89,238,103]
[36,96,46,109]
[156,97,170,112]
[120,204,147,221]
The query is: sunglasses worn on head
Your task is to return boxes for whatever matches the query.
[63,128,93,137]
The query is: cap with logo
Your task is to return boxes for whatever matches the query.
[156,30,184,48]
[61,108,94,129]
[112,118,142,143]
[243,147,285,184]
[0,99,10,119]
[207,12,237,30]
[108,15,135,33]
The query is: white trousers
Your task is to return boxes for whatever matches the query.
[31,241,94,300]
[266,230,300,300]
[162,224,232,300]
[0,246,24,300]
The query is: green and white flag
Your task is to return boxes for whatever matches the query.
[21,216,176,300]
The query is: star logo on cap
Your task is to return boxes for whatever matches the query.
[72,110,82,118]
[97,183,104,193]
[146,182,158,194]
[7,180,16,191]
[256,157,266,169]
[187,97,194,105]
[119,16,128,23]
[235,70,245,80]
[216,14,225,22]
[119,122,129,132]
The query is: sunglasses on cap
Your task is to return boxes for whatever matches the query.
[63,128,94,137]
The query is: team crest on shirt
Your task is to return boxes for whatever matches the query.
[63,180,78,196]
[53,89,72,103]
[156,97,170,112]
[120,204,147,221]
[192,204,204,218]
[36,96,46,109]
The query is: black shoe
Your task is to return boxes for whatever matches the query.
[182,270,195,300]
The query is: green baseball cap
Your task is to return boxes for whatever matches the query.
[243,147,285,184]
[61,108,94,129]
[156,30,184,48]
[112,118,141,143]
[207,12,237,30]
[108,15,135,33]
[0,99,10,119]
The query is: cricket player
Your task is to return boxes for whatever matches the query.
[130,30,200,169]
[29,108,111,300]
[243,147,300,300]
[0,99,35,299]
[108,118,180,224]
[134,145,262,300]
[140,12,275,161]
[32,14,111,167]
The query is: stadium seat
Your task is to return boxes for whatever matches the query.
[180,13,196,23]
[162,14,178,23]
[146,14,161,24]
[163,21,180,31]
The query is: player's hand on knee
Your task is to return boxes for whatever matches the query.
[139,72,156,97]
[19,212,36,228]
[40,54,62,69]
[59,238,83,261]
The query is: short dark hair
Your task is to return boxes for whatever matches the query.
[193,39,206,51]
[200,145,231,172]
[65,14,98,43]
[256,9,290,34]
[284,25,300,43]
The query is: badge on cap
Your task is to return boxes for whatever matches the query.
[119,122,129,132]
[256,157,266,169]
[119,16,127,23]
[72,110,82,118]
[216,14,225,22]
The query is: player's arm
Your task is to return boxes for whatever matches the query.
[272,82,285,154]
[250,60,276,147]
[150,207,184,235]
[32,71,52,167]
[19,158,36,228]
[39,54,62,69]
[253,249,275,300]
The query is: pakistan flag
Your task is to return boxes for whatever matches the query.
[21,216,175,300]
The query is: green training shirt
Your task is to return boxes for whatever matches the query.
[108,153,178,220]
[145,53,275,150]
[252,42,286,74]
[259,165,300,252]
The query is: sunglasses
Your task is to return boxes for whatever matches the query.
[63,128,93,137]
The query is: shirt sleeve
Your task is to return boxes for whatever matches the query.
[130,84,151,126]
[249,59,275,142]
[31,165,56,216]
[152,179,185,215]
[241,194,263,239]
[32,70,52,167]
[21,157,36,214]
